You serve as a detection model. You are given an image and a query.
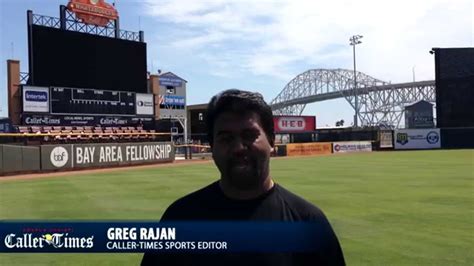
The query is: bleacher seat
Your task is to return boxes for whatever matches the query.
[93,128,104,142]
[103,129,117,141]
[149,130,156,140]
[31,126,42,134]
[42,126,52,133]
[123,129,133,141]
[83,128,94,141]
[132,129,140,141]
[68,129,83,142]
[18,126,30,134]
[139,130,148,141]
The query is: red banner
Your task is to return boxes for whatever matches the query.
[273,116,316,133]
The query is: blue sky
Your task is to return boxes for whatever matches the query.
[1,0,472,127]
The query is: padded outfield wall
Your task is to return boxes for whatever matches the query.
[0,142,174,175]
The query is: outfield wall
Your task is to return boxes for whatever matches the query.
[1,127,452,175]
[286,142,332,156]
[440,127,474,148]
[273,141,374,157]
[0,145,41,174]
[333,141,372,153]
[0,142,174,175]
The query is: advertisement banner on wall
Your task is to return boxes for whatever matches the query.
[136,93,154,115]
[333,141,372,153]
[394,129,441,149]
[22,86,49,113]
[158,95,186,118]
[273,116,316,133]
[72,142,174,168]
[41,145,74,170]
[159,95,186,107]
[23,115,62,125]
[41,142,174,170]
[22,115,153,126]
[286,142,331,156]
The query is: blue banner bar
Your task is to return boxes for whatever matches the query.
[159,77,183,87]
[163,95,185,106]
[0,221,326,253]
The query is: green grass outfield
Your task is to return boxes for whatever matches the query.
[0,150,473,265]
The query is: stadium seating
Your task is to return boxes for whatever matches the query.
[13,125,159,144]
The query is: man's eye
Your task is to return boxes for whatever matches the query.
[242,132,259,142]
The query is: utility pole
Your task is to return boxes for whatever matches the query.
[349,35,363,127]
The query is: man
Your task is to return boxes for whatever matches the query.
[142,89,345,265]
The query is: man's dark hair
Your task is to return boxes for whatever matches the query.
[206,89,275,146]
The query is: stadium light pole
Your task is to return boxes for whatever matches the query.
[349,35,363,127]
[412,65,416,82]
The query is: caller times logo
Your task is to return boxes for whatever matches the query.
[50,147,69,168]
[4,233,94,249]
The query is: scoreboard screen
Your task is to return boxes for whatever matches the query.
[51,87,135,116]
[30,25,147,93]
[435,48,474,128]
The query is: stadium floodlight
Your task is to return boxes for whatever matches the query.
[349,34,363,127]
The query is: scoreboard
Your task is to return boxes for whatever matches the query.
[434,48,474,128]
[30,25,147,93]
[50,87,135,116]
[22,86,155,126]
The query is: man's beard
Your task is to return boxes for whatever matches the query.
[224,157,267,190]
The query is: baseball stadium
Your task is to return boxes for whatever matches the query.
[0,1,473,265]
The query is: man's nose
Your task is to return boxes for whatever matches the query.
[229,137,248,153]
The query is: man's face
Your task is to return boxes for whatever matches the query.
[212,111,273,190]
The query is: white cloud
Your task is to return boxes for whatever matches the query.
[143,0,472,83]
